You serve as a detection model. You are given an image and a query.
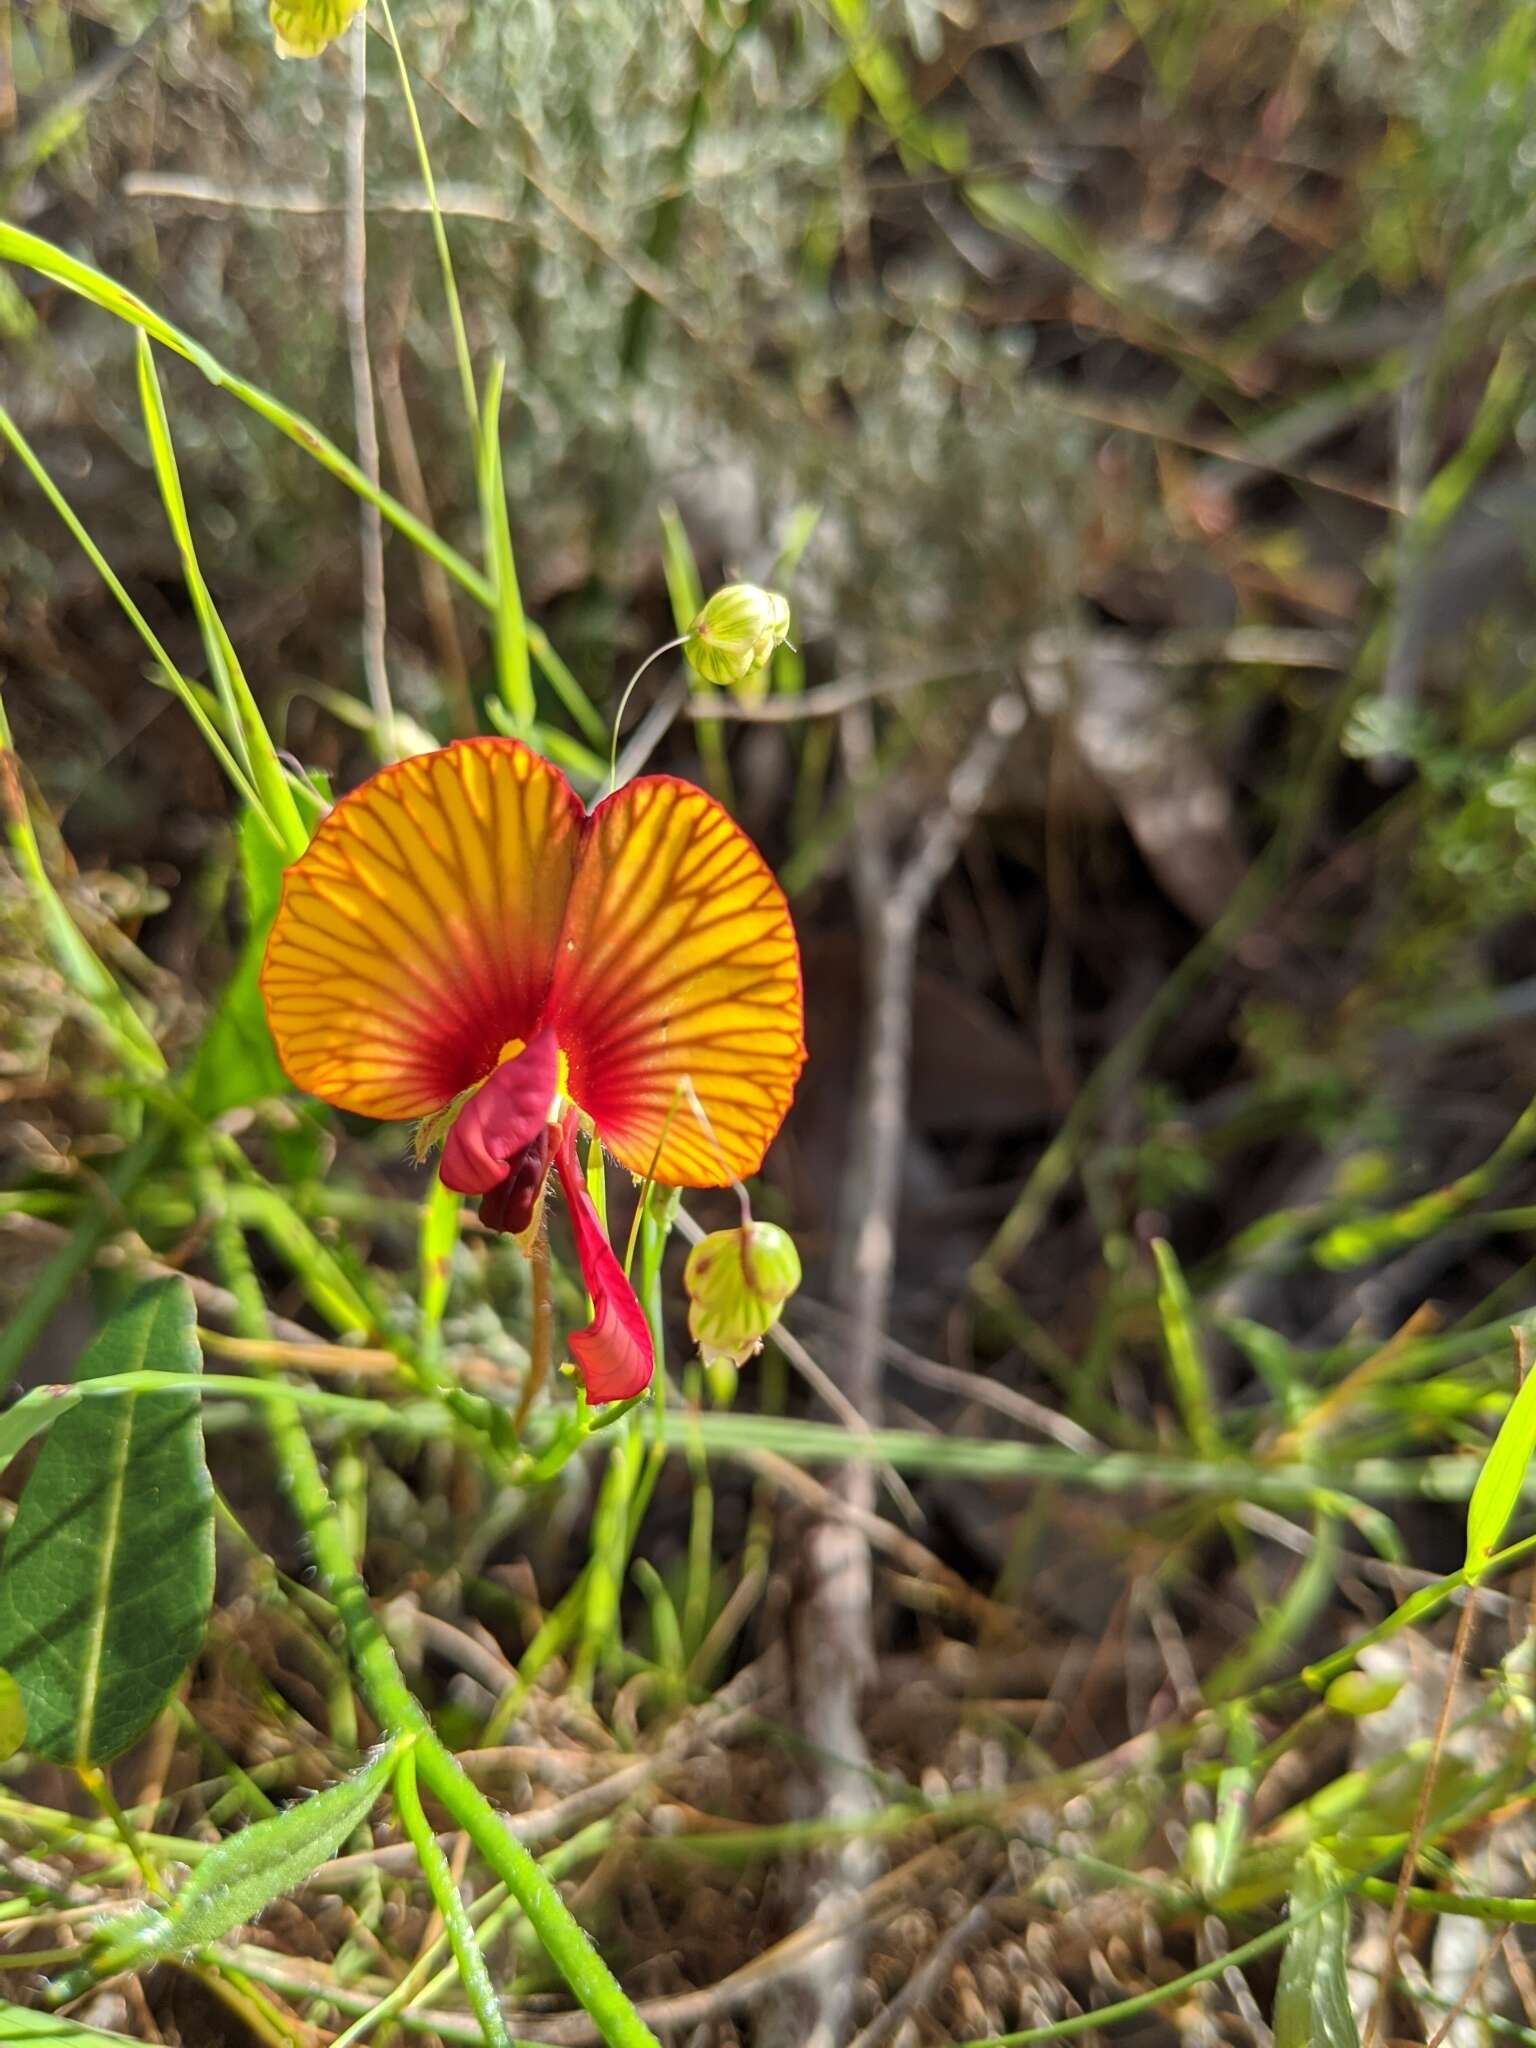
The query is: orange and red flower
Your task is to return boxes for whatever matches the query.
[259,738,805,1402]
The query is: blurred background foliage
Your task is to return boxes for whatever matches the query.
[15,0,1536,2041]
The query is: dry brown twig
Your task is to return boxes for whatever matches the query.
[784,688,1027,2047]
[342,14,394,757]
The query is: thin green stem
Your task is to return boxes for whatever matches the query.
[393,1747,512,2048]
[376,0,478,441]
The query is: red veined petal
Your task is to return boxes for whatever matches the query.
[261,739,583,1119]
[548,778,806,1186]
[440,1027,559,1196]
[553,1122,654,1402]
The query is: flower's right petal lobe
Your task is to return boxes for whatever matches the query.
[550,778,806,1186]
[261,739,582,1121]
[554,1125,654,1402]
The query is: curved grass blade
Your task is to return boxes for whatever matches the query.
[134,335,308,862]
[0,223,493,611]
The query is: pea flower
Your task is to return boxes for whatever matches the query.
[261,738,805,1402]
[684,1221,802,1369]
[684,585,792,691]
[269,0,365,58]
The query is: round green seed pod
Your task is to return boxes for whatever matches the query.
[684,585,792,690]
[684,1221,802,1368]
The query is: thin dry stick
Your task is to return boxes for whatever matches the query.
[1424,1928,1503,2048]
[342,14,394,757]
[794,690,1026,2048]
[846,1883,1004,2048]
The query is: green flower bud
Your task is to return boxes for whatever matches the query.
[1325,1670,1403,1718]
[684,584,791,692]
[269,0,365,58]
[684,1222,802,1368]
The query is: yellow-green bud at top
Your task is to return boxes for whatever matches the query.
[269,0,364,57]
[684,1221,802,1368]
[684,584,792,691]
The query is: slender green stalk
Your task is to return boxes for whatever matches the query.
[478,359,535,730]
[393,1747,512,2048]
[376,0,478,441]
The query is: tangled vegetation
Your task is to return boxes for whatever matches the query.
[9,1,1536,2044]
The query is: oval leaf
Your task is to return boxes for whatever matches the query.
[1273,1847,1359,2048]
[0,1278,214,1764]
[1466,1349,1536,1576]
[95,1741,401,1972]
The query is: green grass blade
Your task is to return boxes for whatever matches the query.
[1466,1339,1536,1577]
[134,336,309,861]
[1151,1238,1223,1460]
[0,223,492,612]
[658,499,704,632]
[478,358,535,731]
[0,400,270,831]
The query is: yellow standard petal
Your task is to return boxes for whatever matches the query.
[549,775,806,1186]
[261,739,583,1120]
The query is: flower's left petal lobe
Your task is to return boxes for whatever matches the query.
[554,1125,654,1402]
[261,739,582,1121]
[440,1028,559,1196]
[550,778,806,1186]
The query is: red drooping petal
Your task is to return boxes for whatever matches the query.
[548,777,806,1186]
[261,740,583,1118]
[552,1121,654,1403]
[439,1028,560,1196]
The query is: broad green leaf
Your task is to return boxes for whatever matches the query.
[0,1279,214,1764]
[1466,1350,1536,1576]
[1273,1848,1359,2048]
[0,1667,25,1762]
[92,1742,400,1971]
